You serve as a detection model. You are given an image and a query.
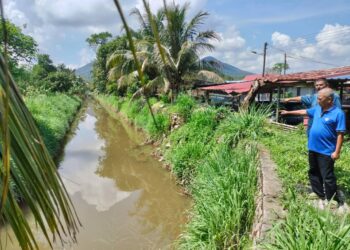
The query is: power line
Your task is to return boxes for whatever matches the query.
[269,45,340,67]
[287,55,339,67]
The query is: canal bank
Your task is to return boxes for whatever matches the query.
[2,99,191,249]
[95,94,264,249]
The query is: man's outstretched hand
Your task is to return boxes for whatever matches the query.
[280,110,289,115]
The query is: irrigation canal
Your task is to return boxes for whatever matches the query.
[2,100,191,249]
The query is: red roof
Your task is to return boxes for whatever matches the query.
[198,66,350,94]
[200,81,253,94]
[260,66,350,82]
[199,74,277,94]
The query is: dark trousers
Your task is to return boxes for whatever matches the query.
[308,151,337,201]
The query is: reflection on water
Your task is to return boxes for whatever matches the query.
[2,101,190,249]
[60,113,132,212]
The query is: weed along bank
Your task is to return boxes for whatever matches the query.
[96,94,266,248]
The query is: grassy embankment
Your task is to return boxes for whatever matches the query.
[25,94,82,157]
[261,127,350,249]
[96,94,268,249]
[8,94,81,200]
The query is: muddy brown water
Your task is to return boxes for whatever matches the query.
[2,101,191,249]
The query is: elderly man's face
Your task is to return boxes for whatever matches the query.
[317,92,332,108]
[315,80,327,91]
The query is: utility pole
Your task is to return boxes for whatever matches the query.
[284,52,287,75]
[262,42,268,76]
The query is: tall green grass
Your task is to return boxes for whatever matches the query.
[261,126,350,249]
[263,192,350,250]
[96,94,171,138]
[179,143,259,249]
[166,107,220,184]
[169,93,197,122]
[26,94,81,156]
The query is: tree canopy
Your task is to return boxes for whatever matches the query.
[86,32,113,51]
[104,1,219,100]
[0,20,37,65]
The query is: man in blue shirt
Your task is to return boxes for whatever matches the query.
[282,78,341,132]
[281,88,346,204]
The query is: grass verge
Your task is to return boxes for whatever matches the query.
[25,94,82,156]
[261,125,350,249]
[95,93,268,249]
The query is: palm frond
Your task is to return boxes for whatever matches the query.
[106,50,130,69]
[195,30,220,43]
[107,66,121,82]
[130,8,147,31]
[0,53,80,249]
[184,11,209,40]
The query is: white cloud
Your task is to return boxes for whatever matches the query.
[267,24,350,72]
[136,0,207,16]
[4,0,28,27]
[271,32,291,47]
[33,0,124,27]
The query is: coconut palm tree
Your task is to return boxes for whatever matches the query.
[109,0,220,101]
[150,0,221,98]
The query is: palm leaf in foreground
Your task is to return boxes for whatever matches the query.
[0,53,80,249]
[113,0,159,130]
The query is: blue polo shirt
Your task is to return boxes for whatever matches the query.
[301,93,341,129]
[307,105,346,156]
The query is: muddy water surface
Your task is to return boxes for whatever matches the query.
[3,101,190,249]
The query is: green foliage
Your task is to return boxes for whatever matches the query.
[97,93,267,249]
[0,20,37,66]
[171,94,197,121]
[261,128,308,189]
[261,126,350,249]
[263,192,350,250]
[86,32,112,50]
[20,54,87,96]
[32,54,56,79]
[179,143,258,249]
[335,139,350,193]
[92,36,128,93]
[272,62,290,75]
[0,20,37,83]
[214,105,271,147]
[97,95,170,138]
[167,107,220,183]
[0,52,80,249]
[26,94,81,155]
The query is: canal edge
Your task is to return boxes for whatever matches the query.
[251,145,285,249]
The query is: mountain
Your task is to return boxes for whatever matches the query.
[75,62,93,82]
[201,56,252,80]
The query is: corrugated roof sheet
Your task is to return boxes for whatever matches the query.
[198,66,350,94]
[199,74,277,94]
[260,66,350,82]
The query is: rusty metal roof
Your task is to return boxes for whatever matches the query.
[198,66,350,95]
[199,74,278,94]
[260,66,350,82]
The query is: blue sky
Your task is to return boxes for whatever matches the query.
[4,0,350,73]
